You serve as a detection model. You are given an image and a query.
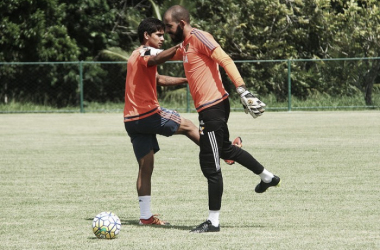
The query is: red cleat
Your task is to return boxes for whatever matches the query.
[224,137,243,165]
[139,215,170,226]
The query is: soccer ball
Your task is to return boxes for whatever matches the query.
[92,212,121,239]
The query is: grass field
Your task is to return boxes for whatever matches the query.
[1,111,379,249]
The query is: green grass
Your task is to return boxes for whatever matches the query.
[1,111,380,249]
[0,101,81,113]
[1,92,379,113]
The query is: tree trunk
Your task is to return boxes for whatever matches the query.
[363,59,380,106]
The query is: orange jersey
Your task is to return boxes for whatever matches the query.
[124,47,159,122]
[175,29,229,112]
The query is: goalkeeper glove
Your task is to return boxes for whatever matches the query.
[236,86,266,119]
[139,46,163,56]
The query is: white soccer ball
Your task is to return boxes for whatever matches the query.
[92,212,121,239]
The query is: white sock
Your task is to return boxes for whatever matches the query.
[259,169,274,183]
[207,210,220,227]
[138,196,152,219]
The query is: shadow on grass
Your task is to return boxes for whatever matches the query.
[88,237,100,240]
[85,217,193,231]
[85,217,264,231]
[120,219,194,231]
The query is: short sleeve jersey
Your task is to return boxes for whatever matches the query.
[123,47,159,122]
[175,28,229,112]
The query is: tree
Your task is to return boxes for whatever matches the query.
[192,0,379,104]
[62,0,119,60]
[1,0,378,106]
[192,0,329,100]
[0,0,125,106]
[323,0,380,105]
[0,0,79,62]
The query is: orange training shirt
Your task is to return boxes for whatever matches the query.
[175,28,229,112]
[124,47,160,122]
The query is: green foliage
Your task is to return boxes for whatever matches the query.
[82,63,126,103]
[62,0,118,60]
[98,47,130,62]
[322,0,380,104]
[0,0,80,62]
[0,0,121,106]
[1,0,379,106]
[190,0,329,99]
[190,0,379,104]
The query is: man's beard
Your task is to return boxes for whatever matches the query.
[171,25,183,43]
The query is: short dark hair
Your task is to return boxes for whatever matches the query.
[137,17,165,44]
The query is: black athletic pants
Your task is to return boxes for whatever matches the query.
[198,98,265,211]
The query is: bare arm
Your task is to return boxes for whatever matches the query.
[147,44,180,66]
[156,73,187,86]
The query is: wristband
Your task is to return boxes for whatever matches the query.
[236,86,246,95]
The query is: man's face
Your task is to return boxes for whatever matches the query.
[164,15,184,43]
[146,29,165,48]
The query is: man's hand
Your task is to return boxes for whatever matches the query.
[236,86,266,119]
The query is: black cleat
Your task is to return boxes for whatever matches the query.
[255,175,281,193]
[190,220,220,233]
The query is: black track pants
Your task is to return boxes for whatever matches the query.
[198,98,265,210]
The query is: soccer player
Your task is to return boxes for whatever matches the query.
[163,6,281,233]
[123,17,200,225]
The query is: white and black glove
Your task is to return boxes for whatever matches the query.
[236,86,266,119]
[139,46,163,56]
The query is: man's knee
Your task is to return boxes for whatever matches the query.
[177,117,196,134]
[182,118,196,130]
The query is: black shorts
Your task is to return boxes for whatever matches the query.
[125,107,181,160]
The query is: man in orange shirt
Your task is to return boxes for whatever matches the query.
[164,6,281,233]
[124,17,199,225]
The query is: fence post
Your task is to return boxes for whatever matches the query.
[79,61,84,113]
[287,59,292,111]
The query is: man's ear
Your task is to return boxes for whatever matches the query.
[179,20,186,28]
[143,31,150,41]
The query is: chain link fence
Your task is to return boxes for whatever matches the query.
[1,58,379,113]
